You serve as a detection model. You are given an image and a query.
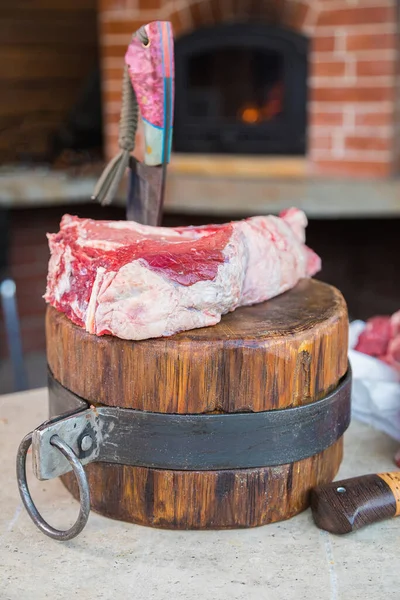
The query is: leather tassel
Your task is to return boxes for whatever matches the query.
[92,65,138,206]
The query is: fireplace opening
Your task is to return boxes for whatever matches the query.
[174,23,309,155]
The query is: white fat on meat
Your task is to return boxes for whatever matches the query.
[45,209,321,340]
[93,227,246,339]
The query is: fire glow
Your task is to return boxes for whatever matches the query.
[239,81,284,124]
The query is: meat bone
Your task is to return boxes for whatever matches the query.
[92,21,174,226]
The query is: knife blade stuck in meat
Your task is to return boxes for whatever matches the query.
[92,21,174,227]
[125,22,174,226]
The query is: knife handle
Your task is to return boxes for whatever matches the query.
[310,473,400,534]
[125,21,174,167]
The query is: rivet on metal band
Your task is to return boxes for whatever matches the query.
[16,433,90,541]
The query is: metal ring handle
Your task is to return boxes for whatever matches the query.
[16,433,90,541]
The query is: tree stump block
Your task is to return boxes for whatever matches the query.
[46,278,349,529]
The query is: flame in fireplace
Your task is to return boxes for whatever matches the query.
[241,106,261,124]
[239,81,284,124]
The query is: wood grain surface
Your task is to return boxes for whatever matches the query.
[50,278,349,529]
[46,278,348,413]
[169,154,306,179]
[311,474,398,534]
[63,438,343,529]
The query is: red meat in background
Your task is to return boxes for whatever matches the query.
[355,310,400,372]
[355,316,392,357]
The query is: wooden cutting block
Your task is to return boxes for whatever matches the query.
[46,278,349,529]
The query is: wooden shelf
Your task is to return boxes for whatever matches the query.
[169,154,307,179]
[0,163,399,219]
[164,173,400,218]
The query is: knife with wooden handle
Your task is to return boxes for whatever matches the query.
[310,472,400,534]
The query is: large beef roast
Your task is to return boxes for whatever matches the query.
[45,208,321,340]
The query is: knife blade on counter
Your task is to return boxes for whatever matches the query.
[311,472,400,534]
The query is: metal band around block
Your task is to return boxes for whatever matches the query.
[36,367,352,479]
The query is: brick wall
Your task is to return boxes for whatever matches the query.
[0,0,98,163]
[99,0,400,178]
[309,2,399,177]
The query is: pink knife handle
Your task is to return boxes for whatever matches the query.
[125,21,174,167]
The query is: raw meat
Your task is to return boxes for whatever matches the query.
[354,316,392,357]
[45,208,321,341]
[355,310,400,372]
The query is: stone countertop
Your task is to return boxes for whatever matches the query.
[0,166,100,209]
[1,165,400,218]
[1,388,400,599]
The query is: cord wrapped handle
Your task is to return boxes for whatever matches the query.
[92,65,139,206]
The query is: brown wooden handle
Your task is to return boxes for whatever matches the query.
[310,473,400,534]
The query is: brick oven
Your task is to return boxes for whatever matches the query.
[1,0,400,389]
[173,23,308,155]
[99,0,400,178]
